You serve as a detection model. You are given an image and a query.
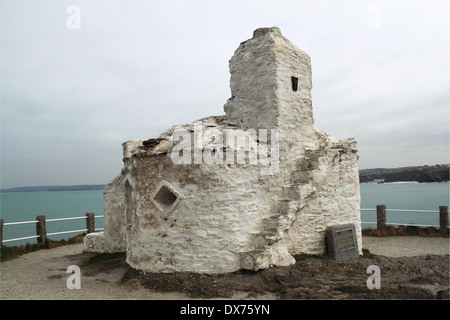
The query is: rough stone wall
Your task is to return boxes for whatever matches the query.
[282,131,362,255]
[84,174,127,253]
[222,27,361,269]
[102,174,127,252]
[224,29,278,131]
[120,118,286,273]
[84,27,362,274]
[224,27,315,154]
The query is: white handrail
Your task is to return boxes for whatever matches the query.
[360,208,439,213]
[47,229,88,236]
[1,215,104,245]
[2,235,40,243]
[386,209,439,213]
[385,222,437,228]
[47,216,87,222]
[0,208,446,245]
[3,220,38,226]
[360,207,447,228]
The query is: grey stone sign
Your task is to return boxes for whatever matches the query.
[326,223,360,260]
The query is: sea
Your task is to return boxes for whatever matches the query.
[1,190,104,246]
[0,182,449,246]
[360,182,449,228]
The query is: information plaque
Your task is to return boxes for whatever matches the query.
[326,223,359,260]
[336,228,356,252]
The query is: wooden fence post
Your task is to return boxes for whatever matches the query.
[36,215,47,244]
[439,206,449,235]
[86,212,95,234]
[376,205,386,230]
[0,218,4,248]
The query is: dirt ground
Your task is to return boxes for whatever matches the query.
[1,238,449,300]
[91,251,449,300]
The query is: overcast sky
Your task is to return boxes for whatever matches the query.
[1,0,449,188]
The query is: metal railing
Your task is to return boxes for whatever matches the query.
[361,208,442,228]
[0,205,448,246]
[0,213,104,245]
[360,205,448,231]
[2,219,39,243]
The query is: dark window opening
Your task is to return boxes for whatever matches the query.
[291,76,298,91]
[153,186,178,211]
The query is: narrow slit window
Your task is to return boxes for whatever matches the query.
[125,180,133,226]
[291,76,298,91]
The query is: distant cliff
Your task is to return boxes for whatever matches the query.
[359,164,449,183]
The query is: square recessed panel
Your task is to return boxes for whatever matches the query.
[150,181,182,216]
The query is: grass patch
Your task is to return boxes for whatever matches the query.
[362,225,448,238]
[293,253,328,261]
[0,234,85,262]
[362,248,376,259]
[85,252,126,269]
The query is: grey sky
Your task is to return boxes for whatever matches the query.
[1,0,449,188]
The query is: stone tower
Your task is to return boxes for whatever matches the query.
[224,27,315,147]
[84,27,362,274]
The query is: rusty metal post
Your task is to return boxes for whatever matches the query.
[439,206,449,235]
[36,215,47,244]
[376,205,386,230]
[85,212,95,234]
[0,218,4,248]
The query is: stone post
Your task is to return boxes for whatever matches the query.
[36,215,47,244]
[0,218,4,248]
[439,206,448,235]
[86,212,95,234]
[376,205,386,230]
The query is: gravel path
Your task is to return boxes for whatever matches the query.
[1,236,448,300]
[0,243,189,300]
[362,236,449,257]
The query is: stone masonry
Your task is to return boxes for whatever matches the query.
[83,27,362,274]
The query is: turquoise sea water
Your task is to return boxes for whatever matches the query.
[0,182,449,246]
[1,190,104,246]
[360,182,449,228]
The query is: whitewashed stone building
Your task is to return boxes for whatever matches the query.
[84,27,362,274]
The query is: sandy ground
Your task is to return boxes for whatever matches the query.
[0,236,448,300]
[0,243,189,300]
[361,236,449,257]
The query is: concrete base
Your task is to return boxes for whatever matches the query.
[83,232,106,253]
